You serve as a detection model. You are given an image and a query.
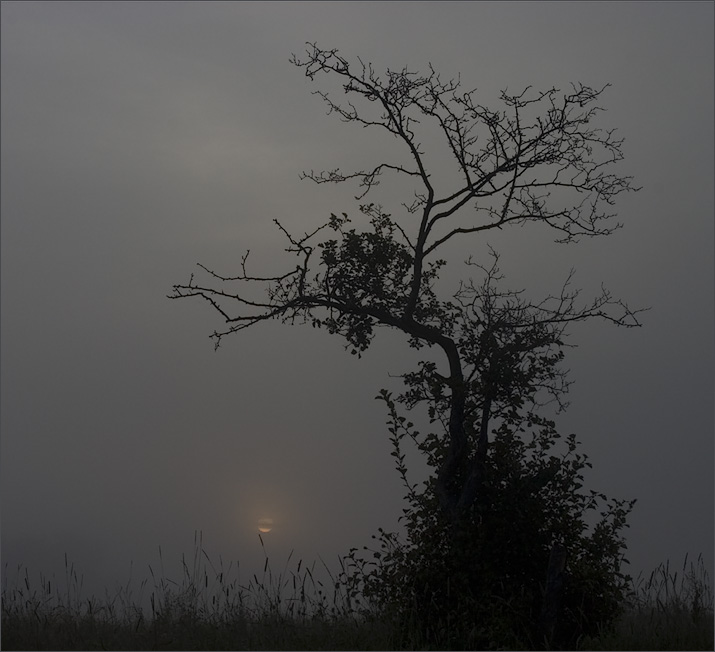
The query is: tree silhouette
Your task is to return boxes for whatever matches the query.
[170,44,644,646]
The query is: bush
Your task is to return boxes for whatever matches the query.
[341,394,636,650]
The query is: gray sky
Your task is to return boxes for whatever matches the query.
[2,1,713,600]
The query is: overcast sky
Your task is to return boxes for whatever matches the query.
[2,1,713,601]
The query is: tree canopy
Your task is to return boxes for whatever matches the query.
[171,43,641,512]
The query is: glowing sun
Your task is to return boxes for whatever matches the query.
[257,517,273,533]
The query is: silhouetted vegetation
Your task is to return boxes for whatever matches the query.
[166,44,655,646]
[340,394,637,648]
[2,541,712,650]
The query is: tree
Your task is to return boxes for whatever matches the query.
[170,44,643,647]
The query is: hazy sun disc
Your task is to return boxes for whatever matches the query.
[257,517,273,533]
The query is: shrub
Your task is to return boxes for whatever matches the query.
[341,394,636,650]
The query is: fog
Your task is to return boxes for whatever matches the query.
[2,1,713,602]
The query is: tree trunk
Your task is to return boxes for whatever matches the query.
[538,541,567,648]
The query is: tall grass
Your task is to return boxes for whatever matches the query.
[579,553,714,651]
[2,535,712,650]
[1,532,392,651]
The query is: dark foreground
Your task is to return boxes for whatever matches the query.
[3,554,712,651]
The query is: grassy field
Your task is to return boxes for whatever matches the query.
[2,537,712,651]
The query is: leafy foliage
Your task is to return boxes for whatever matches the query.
[342,389,636,649]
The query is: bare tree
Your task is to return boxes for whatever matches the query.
[170,43,642,522]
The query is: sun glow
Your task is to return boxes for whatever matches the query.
[257,517,273,533]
